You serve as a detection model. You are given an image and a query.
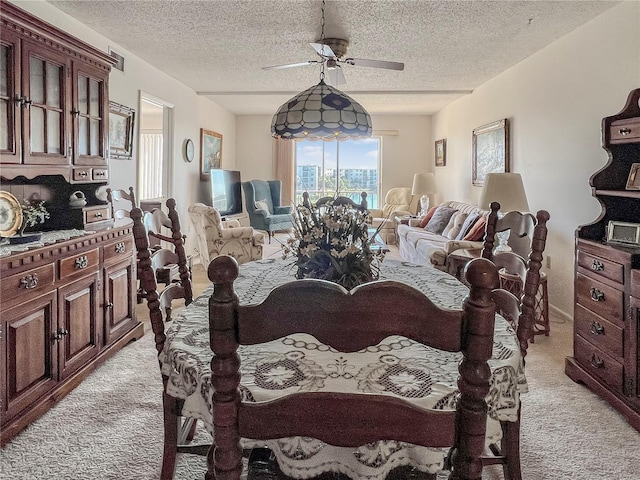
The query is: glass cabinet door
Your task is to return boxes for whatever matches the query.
[72,62,108,166]
[21,41,69,165]
[0,33,21,164]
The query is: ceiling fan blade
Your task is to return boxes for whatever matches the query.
[262,60,319,70]
[343,58,404,71]
[326,65,346,86]
[310,42,336,58]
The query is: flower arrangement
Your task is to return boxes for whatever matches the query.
[19,200,50,236]
[282,200,385,290]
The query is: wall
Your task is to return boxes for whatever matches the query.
[431,1,640,316]
[9,0,236,256]
[236,115,432,209]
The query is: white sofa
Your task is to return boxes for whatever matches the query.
[397,200,490,270]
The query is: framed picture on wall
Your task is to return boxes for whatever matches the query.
[472,118,510,186]
[200,128,223,180]
[109,101,135,160]
[435,139,446,167]
[626,163,640,190]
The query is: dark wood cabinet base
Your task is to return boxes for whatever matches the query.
[565,356,640,432]
[0,322,144,447]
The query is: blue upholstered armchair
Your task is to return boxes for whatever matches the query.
[242,179,294,242]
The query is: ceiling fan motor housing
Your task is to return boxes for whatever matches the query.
[318,38,349,58]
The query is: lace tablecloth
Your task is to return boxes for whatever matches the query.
[159,258,527,479]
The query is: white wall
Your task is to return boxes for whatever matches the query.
[10,0,237,256]
[236,114,432,209]
[432,1,640,316]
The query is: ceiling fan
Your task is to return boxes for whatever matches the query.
[261,0,404,86]
[262,38,404,85]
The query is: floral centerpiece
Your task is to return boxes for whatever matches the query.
[282,199,385,290]
[9,200,50,244]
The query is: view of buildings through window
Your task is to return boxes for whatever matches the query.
[294,138,381,208]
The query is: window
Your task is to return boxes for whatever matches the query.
[295,138,381,208]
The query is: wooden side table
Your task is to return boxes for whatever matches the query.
[446,248,481,282]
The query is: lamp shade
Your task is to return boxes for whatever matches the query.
[412,173,437,195]
[271,80,372,141]
[478,173,530,212]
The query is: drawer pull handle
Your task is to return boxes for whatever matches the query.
[20,274,39,289]
[106,302,113,310]
[78,171,88,178]
[115,242,126,254]
[95,212,103,218]
[590,321,605,335]
[618,128,632,135]
[75,256,89,269]
[590,260,604,271]
[590,354,604,369]
[95,171,106,177]
[53,328,69,341]
[590,287,604,302]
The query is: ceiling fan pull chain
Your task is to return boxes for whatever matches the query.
[320,0,326,79]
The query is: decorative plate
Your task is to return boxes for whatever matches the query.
[0,191,22,238]
[184,138,195,163]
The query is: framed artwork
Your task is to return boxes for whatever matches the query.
[200,128,223,180]
[625,163,640,190]
[472,118,510,186]
[109,101,135,160]
[435,139,446,167]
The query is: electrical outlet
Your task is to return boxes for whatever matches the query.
[545,255,551,269]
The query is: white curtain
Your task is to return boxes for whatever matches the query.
[139,132,163,200]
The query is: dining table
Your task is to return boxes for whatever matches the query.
[158,257,527,480]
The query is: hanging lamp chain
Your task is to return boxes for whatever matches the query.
[319,0,326,80]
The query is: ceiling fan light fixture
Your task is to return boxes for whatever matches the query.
[271,80,372,141]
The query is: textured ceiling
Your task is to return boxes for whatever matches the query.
[46,0,618,115]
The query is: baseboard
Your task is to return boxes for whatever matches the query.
[550,304,572,322]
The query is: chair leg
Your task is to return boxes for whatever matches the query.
[500,418,522,480]
[161,392,179,480]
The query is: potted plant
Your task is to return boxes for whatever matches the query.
[9,200,50,244]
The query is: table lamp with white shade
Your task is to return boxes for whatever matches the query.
[478,173,530,253]
[412,173,438,216]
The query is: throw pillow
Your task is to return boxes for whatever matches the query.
[455,212,480,241]
[424,206,457,234]
[463,215,487,241]
[255,200,270,213]
[445,212,469,240]
[418,206,438,228]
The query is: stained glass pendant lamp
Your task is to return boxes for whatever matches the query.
[270,1,372,141]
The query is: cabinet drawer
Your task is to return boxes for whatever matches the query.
[72,167,92,182]
[577,250,624,285]
[610,117,640,144]
[92,168,108,181]
[59,248,100,279]
[83,206,111,224]
[574,304,623,360]
[575,335,624,392]
[576,273,624,324]
[631,269,639,299]
[2,264,56,304]
[103,236,134,263]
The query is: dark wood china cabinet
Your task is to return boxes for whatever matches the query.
[566,88,640,432]
[0,1,143,445]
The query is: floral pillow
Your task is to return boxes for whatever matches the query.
[255,200,270,213]
[424,206,457,235]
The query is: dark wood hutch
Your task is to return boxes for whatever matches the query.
[0,1,143,445]
[565,88,640,431]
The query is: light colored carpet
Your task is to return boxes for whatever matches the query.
[1,237,639,479]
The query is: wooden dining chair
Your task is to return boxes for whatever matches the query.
[130,206,203,480]
[483,202,551,342]
[205,255,500,480]
[302,190,369,211]
[481,207,550,480]
[106,186,137,219]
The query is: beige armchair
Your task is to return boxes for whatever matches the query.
[188,203,264,266]
[368,187,417,244]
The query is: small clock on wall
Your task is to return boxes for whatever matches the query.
[184,138,195,163]
[0,191,23,238]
